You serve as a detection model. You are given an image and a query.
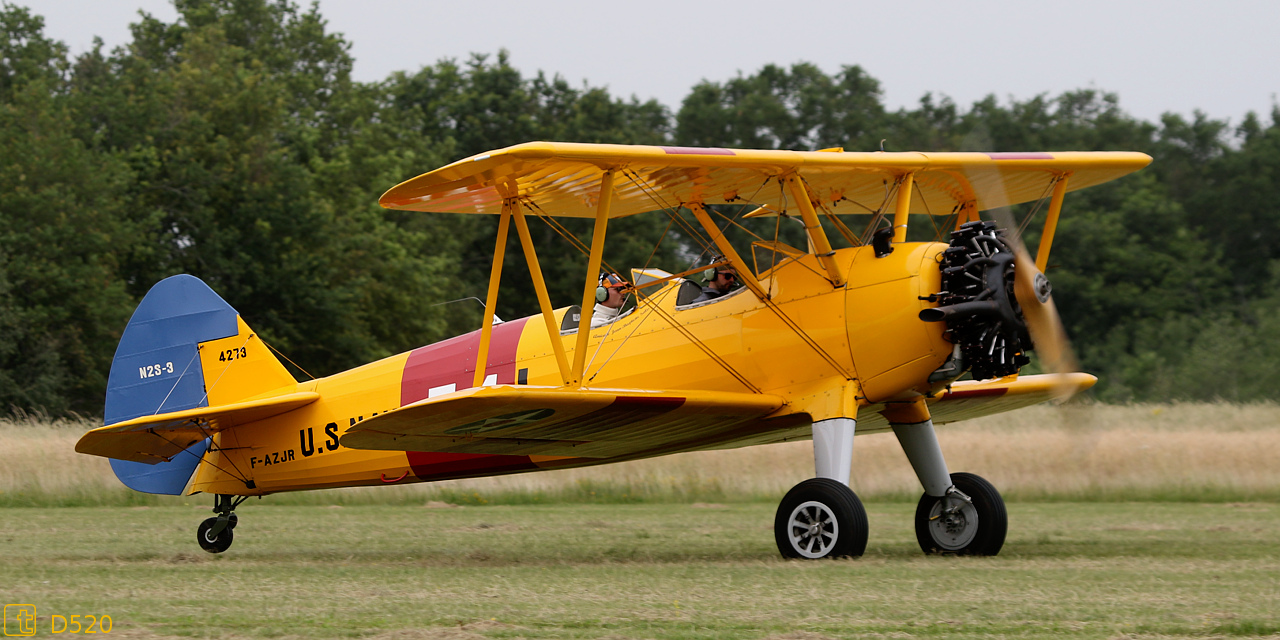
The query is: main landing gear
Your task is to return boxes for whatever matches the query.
[914,472,1007,555]
[775,478,868,558]
[774,418,868,559]
[894,420,1007,556]
[197,494,246,554]
[773,416,1007,559]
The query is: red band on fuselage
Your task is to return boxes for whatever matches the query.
[405,451,539,480]
[400,318,529,405]
[400,318,531,480]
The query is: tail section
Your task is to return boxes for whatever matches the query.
[97,275,299,494]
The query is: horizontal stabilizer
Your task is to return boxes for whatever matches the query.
[341,385,784,458]
[76,391,319,464]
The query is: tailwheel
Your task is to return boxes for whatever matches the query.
[197,517,234,553]
[774,478,868,559]
[914,472,1007,556]
[197,494,246,554]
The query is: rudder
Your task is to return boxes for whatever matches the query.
[104,275,296,494]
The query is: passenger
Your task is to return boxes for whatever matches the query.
[691,258,739,304]
[591,273,629,328]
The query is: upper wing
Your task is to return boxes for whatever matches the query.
[379,142,1151,219]
[75,391,320,463]
[340,385,785,458]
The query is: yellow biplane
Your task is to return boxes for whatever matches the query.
[76,142,1150,558]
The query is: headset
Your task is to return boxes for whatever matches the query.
[595,273,626,303]
[702,255,737,283]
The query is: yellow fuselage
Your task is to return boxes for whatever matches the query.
[193,243,949,496]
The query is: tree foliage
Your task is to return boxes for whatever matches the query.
[2,0,1278,414]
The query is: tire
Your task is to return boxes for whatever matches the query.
[914,472,1006,556]
[197,517,234,554]
[774,478,868,559]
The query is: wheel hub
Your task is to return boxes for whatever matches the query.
[787,500,840,559]
[927,496,979,551]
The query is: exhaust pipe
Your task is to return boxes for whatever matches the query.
[918,300,1001,324]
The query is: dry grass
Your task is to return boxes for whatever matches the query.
[4,402,1279,506]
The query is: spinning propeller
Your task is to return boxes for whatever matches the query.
[990,208,1081,399]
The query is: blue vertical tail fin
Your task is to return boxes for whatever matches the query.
[103,275,292,495]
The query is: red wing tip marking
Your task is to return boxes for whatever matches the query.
[984,152,1054,160]
[940,387,1008,400]
[661,146,735,156]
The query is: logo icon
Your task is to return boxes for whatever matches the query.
[4,605,36,636]
[445,408,555,435]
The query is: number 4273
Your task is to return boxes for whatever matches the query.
[219,347,247,362]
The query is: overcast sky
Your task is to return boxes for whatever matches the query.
[30,0,1280,127]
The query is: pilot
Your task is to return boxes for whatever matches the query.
[691,257,739,304]
[591,272,629,328]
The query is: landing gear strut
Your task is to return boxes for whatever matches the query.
[894,419,1007,556]
[774,418,868,559]
[197,494,246,554]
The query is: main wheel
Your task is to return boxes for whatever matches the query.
[914,472,1006,556]
[197,517,234,553]
[774,478,868,559]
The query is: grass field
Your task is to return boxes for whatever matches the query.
[2,403,1278,638]
[2,502,1278,639]
[5,403,1280,506]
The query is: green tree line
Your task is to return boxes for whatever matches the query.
[2,0,1278,415]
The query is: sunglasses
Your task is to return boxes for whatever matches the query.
[717,272,737,281]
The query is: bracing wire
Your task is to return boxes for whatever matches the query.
[263,338,316,380]
[150,427,252,486]
[198,333,257,407]
[152,349,201,416]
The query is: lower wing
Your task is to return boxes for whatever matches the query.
[340,385,786,458]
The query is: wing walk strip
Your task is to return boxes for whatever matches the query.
[340,385,787,459]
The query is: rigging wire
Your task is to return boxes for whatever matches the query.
[1016,176,1060,239]
[798,175,860,248]
[520,194,757,389]
[148,427,252,487]
[152,349,201,416]
[858,178,900,245]
[198,332,257,407]
[263,338,316,380]
[694,188,851,379]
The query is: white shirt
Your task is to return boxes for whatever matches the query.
[591,302,622,328]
